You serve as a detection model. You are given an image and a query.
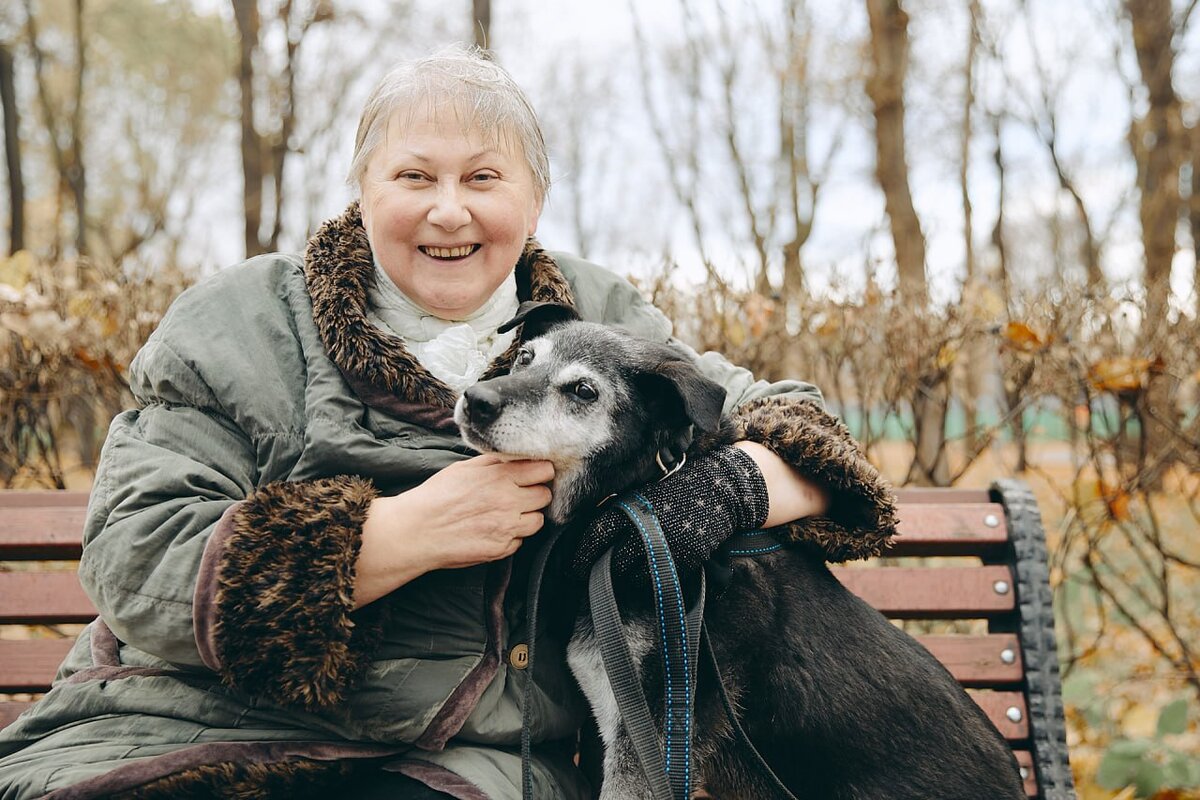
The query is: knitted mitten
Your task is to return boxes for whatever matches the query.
[570,445,770,584]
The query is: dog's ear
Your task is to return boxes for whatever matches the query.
[498,301,580,339]
[635,344,727,433]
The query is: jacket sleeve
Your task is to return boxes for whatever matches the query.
[79,337,385,710]
[596,275,896,562]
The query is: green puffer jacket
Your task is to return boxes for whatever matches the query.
[0,204,894,799]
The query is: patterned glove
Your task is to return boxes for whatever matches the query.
[570,445,771,584]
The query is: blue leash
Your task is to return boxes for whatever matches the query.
[584,493,704,800]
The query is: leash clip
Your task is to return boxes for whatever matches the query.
[655,450,687,480]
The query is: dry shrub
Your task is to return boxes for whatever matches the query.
[655,270,1200,793]
[0,251,192,488]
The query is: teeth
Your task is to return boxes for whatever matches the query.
[422,245,476,259]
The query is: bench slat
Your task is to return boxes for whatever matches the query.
[914,634,1023,686]
[893,488,991,504]
[0,492,90,509]
[970,690,1030,741]
[887,503,1009,556]
[0,572,96,624]
[0,507,88,560]
[0,640,74,692]
[833,565,1016,618]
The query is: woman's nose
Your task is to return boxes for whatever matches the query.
[428,181,471,231]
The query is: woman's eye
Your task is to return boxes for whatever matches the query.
[571,381,598,402]
[397,171,427,182]
[514,350,534,367]
[470,172,498,183]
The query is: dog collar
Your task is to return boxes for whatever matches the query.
[724,529,784,557]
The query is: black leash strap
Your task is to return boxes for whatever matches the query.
[587,493,704,800]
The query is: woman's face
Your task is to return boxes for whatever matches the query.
[359,107,543,320]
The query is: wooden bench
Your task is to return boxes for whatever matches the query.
[0,480,1076,798]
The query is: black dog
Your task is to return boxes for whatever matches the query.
[455,304,1026,799]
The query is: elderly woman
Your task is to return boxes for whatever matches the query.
[0,47,892,799]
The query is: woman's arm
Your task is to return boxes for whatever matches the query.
[732,440,829,527]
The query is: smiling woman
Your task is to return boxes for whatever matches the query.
[0,44,892,800]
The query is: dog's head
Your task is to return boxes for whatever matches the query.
[454,302,727,523]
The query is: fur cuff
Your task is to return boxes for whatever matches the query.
[213,476,384,709]
[731,396,897,562]
[116,759,354,799]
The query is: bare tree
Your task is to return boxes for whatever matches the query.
[473,0,491,50]
[231,0,331,259]
[232,0,265,258]
[0,40,23,255]
[864,0,949,485]
[22,0,88,258]
[864,0,927,308]
[629,0,723,289]
[1014,0,1106,294]
[629,0,844,380]
[1124,0,1183,330]
[1191,120,1200,319]
[1123,0,1186,489]
[961,1,980,286]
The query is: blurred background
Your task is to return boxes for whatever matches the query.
[0,0,1198,796]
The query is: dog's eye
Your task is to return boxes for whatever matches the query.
[570,380,598,402]
[514,349,534,368]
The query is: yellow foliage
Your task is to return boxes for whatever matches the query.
[0,251,36,289]
[1088,357,1165,393]
[936,342,957,369]
[1003,321,1044,352]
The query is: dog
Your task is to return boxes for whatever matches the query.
[454,303,1027,799]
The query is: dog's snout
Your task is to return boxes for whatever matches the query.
[463,384,503,426]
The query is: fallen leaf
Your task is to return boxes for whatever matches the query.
[1003,321,1043,351]
[1089,358,1152,393]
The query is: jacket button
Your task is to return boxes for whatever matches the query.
[509,643,530,670]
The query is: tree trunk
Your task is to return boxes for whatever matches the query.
[1125,0,1181,331]
[23,0,88,258]
[68,0,86,258]
[960,1,978,286]
[232,0,265,258]
[960,0,989,456]
[866,0,946,485]
[1190,121,1200,320]
[473,0,491,51]
[0,42,24,255]
[1125,0,1183,487]
[864,0,928,307]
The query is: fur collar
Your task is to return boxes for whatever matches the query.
[304,202,576,416]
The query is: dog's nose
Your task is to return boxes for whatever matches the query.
[463,384,503,426]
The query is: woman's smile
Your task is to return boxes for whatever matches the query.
[419,243,483,261]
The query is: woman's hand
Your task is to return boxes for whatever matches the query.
[354,454,554,608]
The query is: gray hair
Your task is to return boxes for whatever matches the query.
[348,45,550,201]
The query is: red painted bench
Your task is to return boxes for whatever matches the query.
[0,481,1075,798]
